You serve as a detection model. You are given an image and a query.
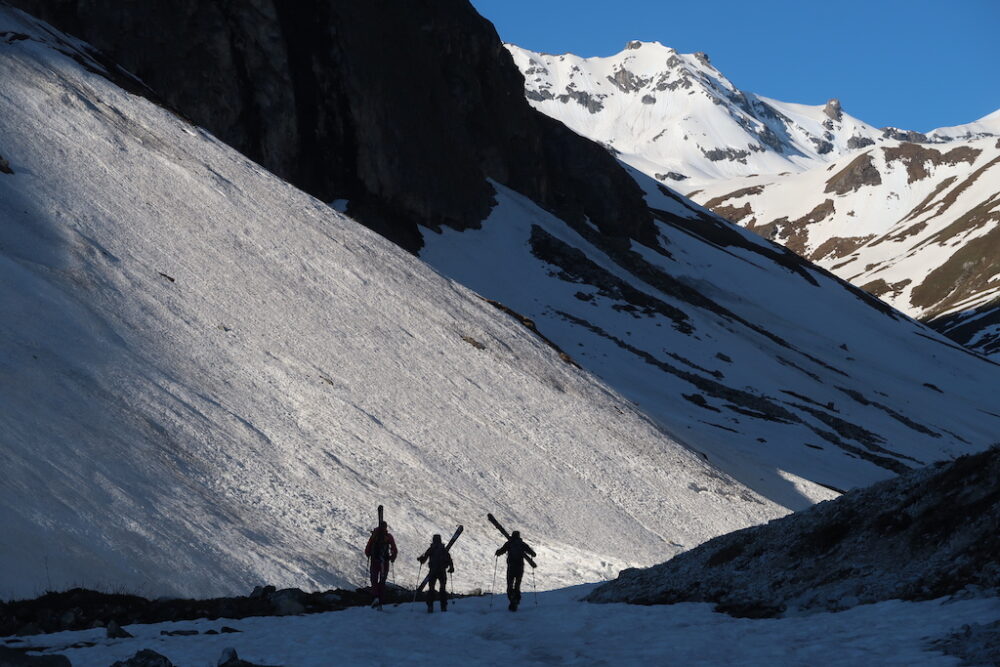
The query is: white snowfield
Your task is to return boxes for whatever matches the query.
[10,588,1000,666]
[508,41,998,188]
[0,9,783,599]
[506,41,887,187]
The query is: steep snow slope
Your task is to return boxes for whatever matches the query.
[694,137,1000,357]
[420,165,1000,512]
[507,41,885,186]
[0,9,782,598]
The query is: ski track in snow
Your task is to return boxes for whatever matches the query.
[7,587,999,666]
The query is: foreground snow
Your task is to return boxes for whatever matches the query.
[9,586,999,666]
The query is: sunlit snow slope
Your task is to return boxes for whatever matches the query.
[0,9,784,598]
[420,173,1000,513]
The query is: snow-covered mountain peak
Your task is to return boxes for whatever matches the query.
[930,107,1000,141]
[508,43,885,185]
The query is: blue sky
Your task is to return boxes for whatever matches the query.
[470,0,999,132]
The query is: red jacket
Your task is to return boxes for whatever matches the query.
[365,528,398,562]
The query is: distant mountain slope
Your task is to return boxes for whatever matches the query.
[693,138,1000,328]
[587,445,1000,614]
[507,41,1000,359]
[0,8,782,598]
[507,41,886,185]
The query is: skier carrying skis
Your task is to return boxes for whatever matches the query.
[365,520,397,608]
[417,534,454,613]
[495,530,535,611]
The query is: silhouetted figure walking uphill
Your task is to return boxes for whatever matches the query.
[417,535,454,613]
[364,521,397,609]
[497,531,536,612]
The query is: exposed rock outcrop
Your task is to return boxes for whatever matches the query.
[824,151,882,194]
[8,0,653,251]
[823,98,843,122]
[587,446,1000,615]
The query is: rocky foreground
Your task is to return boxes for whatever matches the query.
[588,446,1000,617]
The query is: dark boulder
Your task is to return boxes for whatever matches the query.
[217,647,279,667]
[106,619,134,639]
[110,649,174,667]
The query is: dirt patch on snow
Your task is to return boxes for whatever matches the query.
[930,155,1000,219]
[751,199,835,255]
[882,143,981,184]
[910,223,1000,316]
[860,277,912,299]
[810,235,874,261]
[825,152,881,194]
[703,185,766,210]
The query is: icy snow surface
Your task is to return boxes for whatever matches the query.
[0,8,781,598]
[8,587,1000,666]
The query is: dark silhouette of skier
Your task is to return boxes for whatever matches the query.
[496,530,535,611]
[365,520,397,609]
[417,534,454,613]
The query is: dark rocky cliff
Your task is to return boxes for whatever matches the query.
[8,0,654,251]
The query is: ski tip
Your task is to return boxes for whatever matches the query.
[487,513,496,521]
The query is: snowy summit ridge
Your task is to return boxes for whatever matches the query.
[507,41,886,185]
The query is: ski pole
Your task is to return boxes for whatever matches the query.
[490,555,498,608]
[532,567,538,606]
[412,562,423,604]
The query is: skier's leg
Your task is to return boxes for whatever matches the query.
[427,573,437,612]
[512,569,523,610]
[369,559,380,600]
[440,573,448,612]
[378,560,390,602]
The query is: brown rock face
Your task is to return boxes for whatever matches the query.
[882,143,981,184]
[824,152,882,195]
[10,0,653,252]
[823,98,843,122]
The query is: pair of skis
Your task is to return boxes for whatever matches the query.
[488,513,536,568]
[414,524,464,593]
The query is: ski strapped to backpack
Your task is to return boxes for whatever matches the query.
[415,525,463,592]
[487,513,537,568]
